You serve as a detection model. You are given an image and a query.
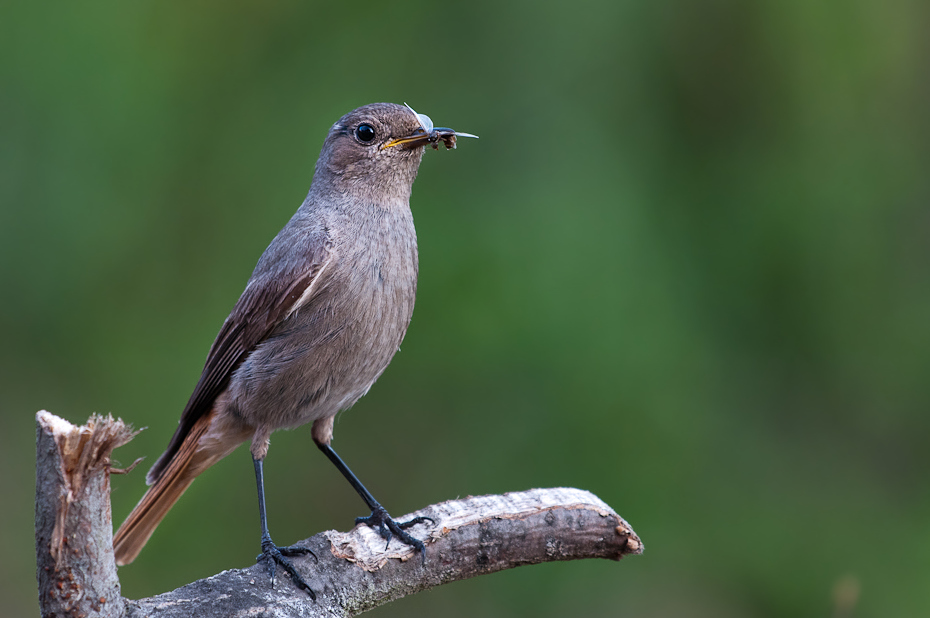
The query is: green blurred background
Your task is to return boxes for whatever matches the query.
[3,1,929,616]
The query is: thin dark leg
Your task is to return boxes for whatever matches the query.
[317,443,433,559]
[254,457,317,598]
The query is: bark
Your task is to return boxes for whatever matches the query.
[35,411,137,618]
[35,411,643,618]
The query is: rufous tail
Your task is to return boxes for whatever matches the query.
[113,410,250,566]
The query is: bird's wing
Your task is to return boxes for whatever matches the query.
[146,239,334,484]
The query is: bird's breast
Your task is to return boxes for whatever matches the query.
[227,204,418,431]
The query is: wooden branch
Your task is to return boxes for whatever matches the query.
[35,412,643,618]
[35,411,137,618]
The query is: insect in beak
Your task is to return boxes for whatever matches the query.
[382,104,479,150]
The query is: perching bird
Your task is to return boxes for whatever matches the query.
[112,102,476,596]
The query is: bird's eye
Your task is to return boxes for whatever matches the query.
[355,124,376,143]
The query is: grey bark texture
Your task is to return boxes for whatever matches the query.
[35,411,137,618]
[35,412,643,618]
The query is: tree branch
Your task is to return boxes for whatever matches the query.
[35,410,137,618]
[35,411,643,618]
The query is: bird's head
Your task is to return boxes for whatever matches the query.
[314,102,476,203]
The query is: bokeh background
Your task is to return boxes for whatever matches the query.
[3,1,929,616]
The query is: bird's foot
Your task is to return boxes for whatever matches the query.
[356,505,434,561]
[257,534,317,598]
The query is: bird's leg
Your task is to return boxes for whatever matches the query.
[317,443,433,559]
[253,457,317,598]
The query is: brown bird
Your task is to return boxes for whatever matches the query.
[112,102,476,596]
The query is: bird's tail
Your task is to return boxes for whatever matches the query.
[113,410,251,566]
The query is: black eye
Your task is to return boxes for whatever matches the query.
[355,123,376,143]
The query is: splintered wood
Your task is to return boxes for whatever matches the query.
[35,411,137,618]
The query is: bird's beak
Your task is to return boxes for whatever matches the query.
[382,127,479,151]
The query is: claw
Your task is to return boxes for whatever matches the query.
[398,515,435,530]
[356,506,432,561]
[258,535,316,599]
[279,544,319,562]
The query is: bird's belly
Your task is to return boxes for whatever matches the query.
[226,276,415,431]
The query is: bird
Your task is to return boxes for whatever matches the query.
[112,102,476,597]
